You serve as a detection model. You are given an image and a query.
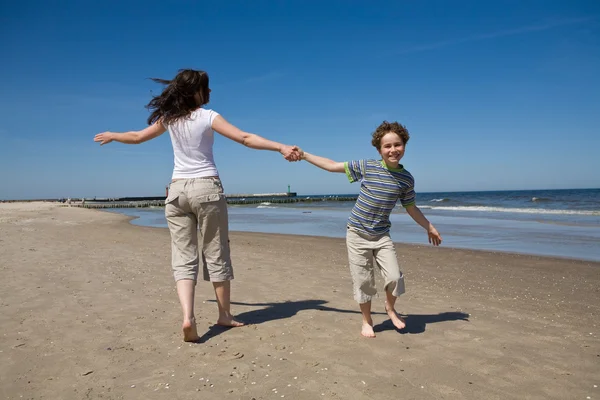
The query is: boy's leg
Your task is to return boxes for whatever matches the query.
[359,301,375,338]
[384,290,406,330]
[346,228,377,337]
[374,234,406,330]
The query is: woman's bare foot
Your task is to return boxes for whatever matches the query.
[361,321,376,338]
[182,318,200,342]
[216,314,245,327]
[385,302,406,330]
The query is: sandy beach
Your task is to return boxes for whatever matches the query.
[0,203,598,400]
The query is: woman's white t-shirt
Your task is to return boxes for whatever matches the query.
[164,108,220,179]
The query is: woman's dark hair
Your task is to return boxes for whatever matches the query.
[146,69,210,125]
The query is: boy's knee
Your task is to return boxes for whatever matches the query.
[354,277,377,303]
[384,271,404,292]
[386,270,402,284]
[385,281,397,293]
[358,280,377,296]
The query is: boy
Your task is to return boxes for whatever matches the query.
[297,121,442,338]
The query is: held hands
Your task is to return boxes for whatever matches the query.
[427,226,443,246]
[280,145,304,161]
[94,132,114,145]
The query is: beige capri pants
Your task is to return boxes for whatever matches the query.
[346,227,406,304]
[164,177,233,283]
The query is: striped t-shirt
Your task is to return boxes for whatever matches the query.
[344,159,416,236]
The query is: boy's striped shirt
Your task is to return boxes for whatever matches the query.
[344,159,416,236]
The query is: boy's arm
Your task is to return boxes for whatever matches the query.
[301,151,346,173]
[405,204,443,246]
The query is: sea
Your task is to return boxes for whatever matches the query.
[107,188,600,262]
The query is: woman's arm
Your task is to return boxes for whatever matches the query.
[94,121,167,145]
[212,115,299,160]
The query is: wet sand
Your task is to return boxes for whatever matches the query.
[0,203,598,399]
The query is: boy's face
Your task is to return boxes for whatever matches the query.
[378,132,405,168]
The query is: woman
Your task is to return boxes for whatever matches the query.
[94,69,301,342]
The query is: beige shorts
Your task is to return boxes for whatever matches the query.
[165,177,233,283]
[346,227,405,304]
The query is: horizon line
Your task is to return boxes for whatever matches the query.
[2,187,599,202]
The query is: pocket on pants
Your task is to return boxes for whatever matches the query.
[165,192,180,205]
[195,193,223,204]
[188,179,224,204]
[166,181,184,204]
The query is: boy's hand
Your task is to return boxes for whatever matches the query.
[292,146,304,160]
[427,226,442,246]
[282,145,303,162]
[280,145,303,161]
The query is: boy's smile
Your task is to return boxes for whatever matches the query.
[378,132,405,169]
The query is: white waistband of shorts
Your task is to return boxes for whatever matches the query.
[171,175,219,182]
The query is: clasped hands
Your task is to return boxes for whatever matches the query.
[280,145,304,162]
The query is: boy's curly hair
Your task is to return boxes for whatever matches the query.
[371,121,410,149]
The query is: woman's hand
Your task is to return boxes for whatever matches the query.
[280,145,303,161]
[94,132,114,146]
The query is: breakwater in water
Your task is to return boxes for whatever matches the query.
[64,194,360,209]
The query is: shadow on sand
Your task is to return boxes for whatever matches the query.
[373,311,470,334]
[197,299,469,342]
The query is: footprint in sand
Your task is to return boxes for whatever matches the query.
[216,350,244,360]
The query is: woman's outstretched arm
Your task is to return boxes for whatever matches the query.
[212,115,300,160]
[94,121,167,145]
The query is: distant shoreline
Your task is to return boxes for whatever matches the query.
[2,187,600,203]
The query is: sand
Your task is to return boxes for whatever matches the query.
[0,202,598,399]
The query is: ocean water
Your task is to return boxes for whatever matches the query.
[108,188,600,262]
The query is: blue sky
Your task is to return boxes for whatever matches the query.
[1,0,599,199]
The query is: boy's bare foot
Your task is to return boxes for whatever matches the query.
[361,321,376,338]
[385,303,406,330]
[216,315,245,327]
[182,319,200,342]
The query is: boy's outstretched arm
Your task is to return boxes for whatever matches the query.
[300,150,345,173]
[405,205,443,246]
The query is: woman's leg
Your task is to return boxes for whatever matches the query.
[194,180,243,327]
[213,281,244,327]
[166,187,201,342]
[176,279,200,341]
